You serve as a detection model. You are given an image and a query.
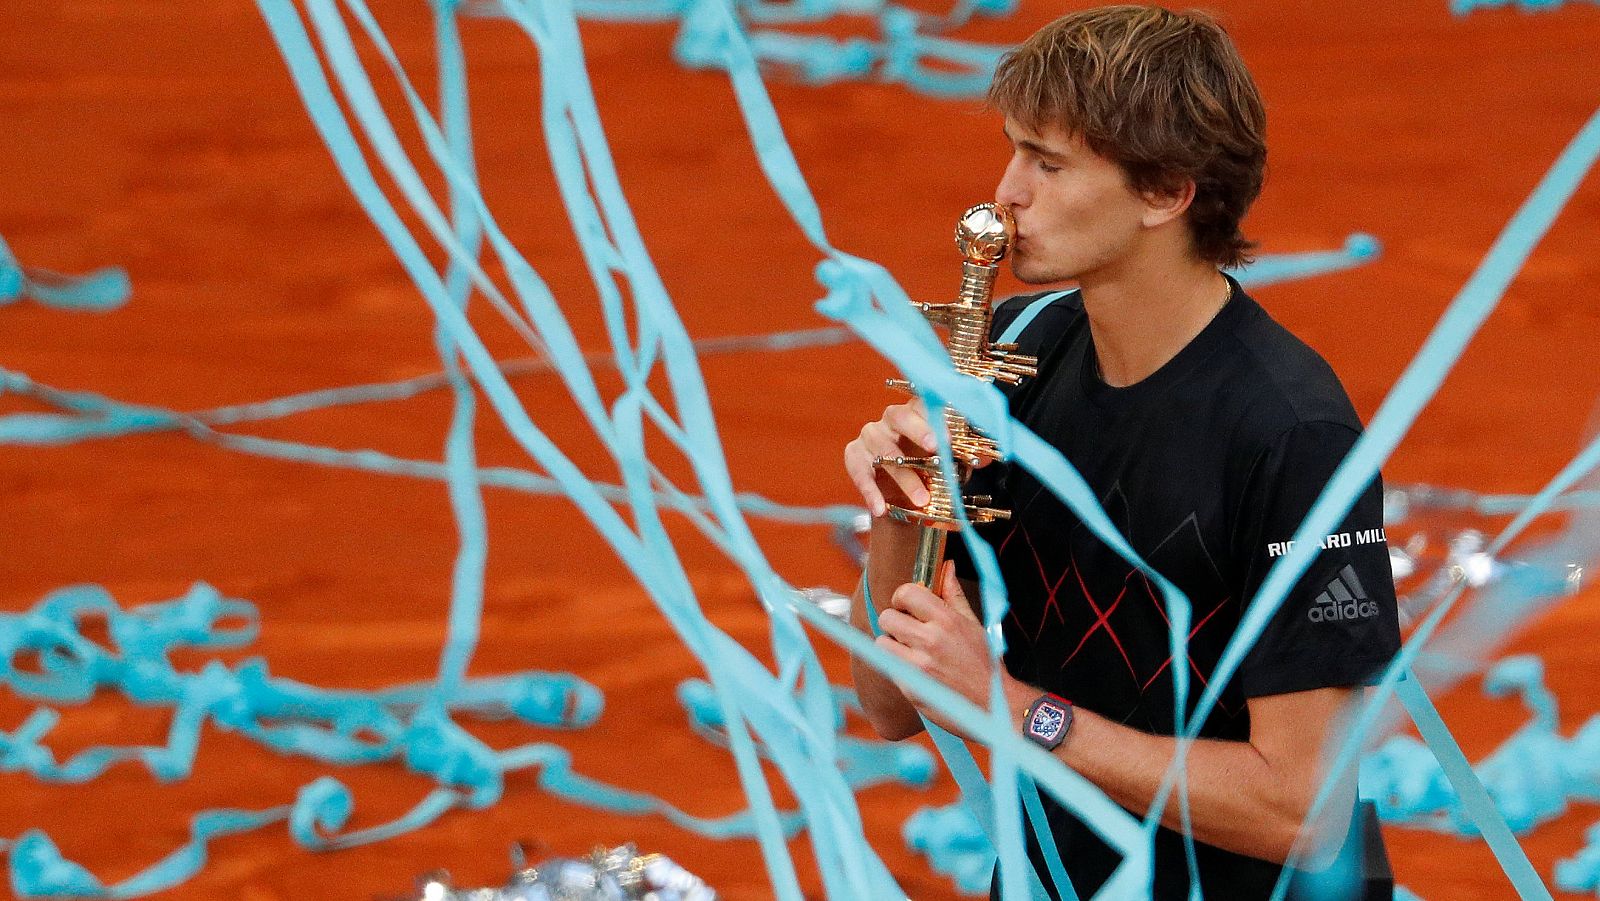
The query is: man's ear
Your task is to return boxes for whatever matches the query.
[1140,176,1196,229]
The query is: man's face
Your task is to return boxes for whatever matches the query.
[994,118,1154,285]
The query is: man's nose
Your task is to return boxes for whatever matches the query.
[994,155,1029,209]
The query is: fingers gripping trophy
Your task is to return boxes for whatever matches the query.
[876,203,1039,589]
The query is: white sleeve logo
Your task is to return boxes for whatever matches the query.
[1265,527,1387,558]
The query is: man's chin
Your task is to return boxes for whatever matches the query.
[1009,260,1067,286]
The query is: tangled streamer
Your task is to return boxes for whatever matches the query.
[1452,0,1600,14]
[5,0,1600,898]
[0,236,130,312]
[1363,655,1600,837]
[470,0,1018,97]
[0,583,823,897]
[0,225,1378,899]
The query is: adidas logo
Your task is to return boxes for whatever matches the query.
[1307,565,1380,623]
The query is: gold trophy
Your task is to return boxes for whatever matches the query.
[876,203,1039,589]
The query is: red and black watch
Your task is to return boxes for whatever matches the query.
[1022,693,1074,750]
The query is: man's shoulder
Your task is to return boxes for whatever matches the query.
[995,287,1084,319]
[991,289,1084,346]
[1217,294,1365,444]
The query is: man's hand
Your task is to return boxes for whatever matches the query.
[843,398,939,517]
[844,400,1005,741]
[875,561,1015,737]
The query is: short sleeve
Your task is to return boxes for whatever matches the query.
[1234,421,1401,698]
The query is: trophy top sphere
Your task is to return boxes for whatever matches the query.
[955,203,1015,264]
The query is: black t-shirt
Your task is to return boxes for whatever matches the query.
[946,279,1401,900]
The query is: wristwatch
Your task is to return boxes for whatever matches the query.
[1022,693,1073,750]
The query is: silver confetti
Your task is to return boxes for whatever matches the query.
[405,846,715,901]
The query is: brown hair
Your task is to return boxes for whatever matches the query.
[987,5,1267,268]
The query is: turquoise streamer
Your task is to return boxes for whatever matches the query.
[1556,820,1600,895]
[6,753,805,897]
[267,0,809,882]
[8,810,288,899]
[0,235,131,312]
[1226,234,1381,288]
[792,591,1150,897]
[1451,0,1598,13]
[673,0,1009,97]
[1392,484,1600,516]
[1286,421,1600,897]
[258,0,915,894]
[418,0,492,710]
[1263,103,1600,901]
[0,236,20,301]
[1020,775,1080,901]
[0,0,1569,893]
[469,0,1018,98]
[995,290,1073,346]
[0,584,600,783]
[0,231,1364,449]
[676,677,937,792]
[0,581,840,895]
[1396,675,1552,899]
[1361,654,1600,836]
[0,368,860,529]
[1418,437,1600,696]
[695,0,1163,887]
[905,803,1004,893]
[516,0,893,889]
[863,579,1060,901]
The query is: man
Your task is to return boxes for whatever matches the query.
[842,6,1401,899]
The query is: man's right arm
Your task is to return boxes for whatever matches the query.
[842,399,942,741]
[848,514,927,740]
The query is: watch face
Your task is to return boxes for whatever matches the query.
[1030,701,1067,741]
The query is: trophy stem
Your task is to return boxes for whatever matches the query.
[878,203,1031,592]
[912,526,949,589]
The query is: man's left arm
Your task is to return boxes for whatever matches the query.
[876,565,1359,867]
[1037,680,1359,866]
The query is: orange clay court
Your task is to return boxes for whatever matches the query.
[3,1,1600,898]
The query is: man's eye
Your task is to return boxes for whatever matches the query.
[1037,160,1061,174]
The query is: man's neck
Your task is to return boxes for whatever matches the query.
[1077,254,1233,389]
